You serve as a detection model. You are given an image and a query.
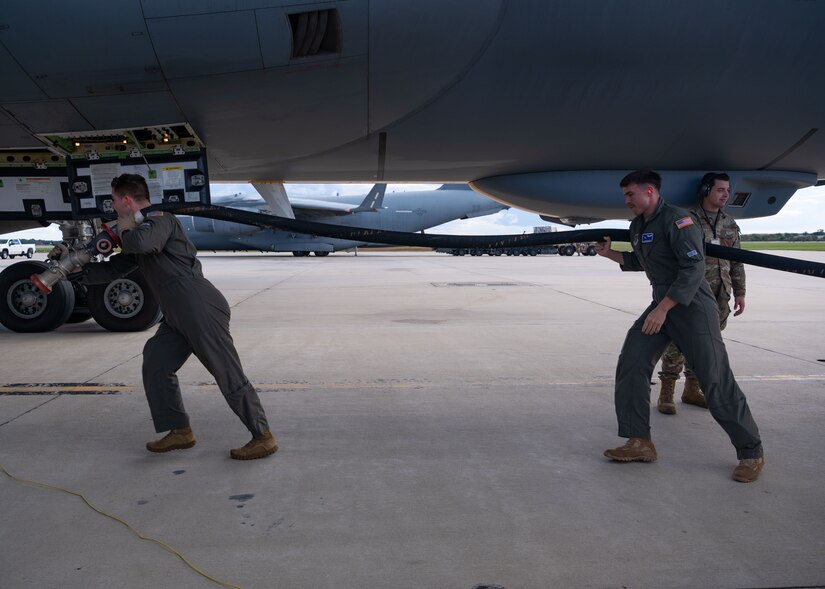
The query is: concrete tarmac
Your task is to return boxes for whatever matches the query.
[1,250,824,589]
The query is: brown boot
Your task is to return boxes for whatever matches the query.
[733,456,764,483]
[657,378,677,415]
[681,376,707,408]
[146,426,196,453]
[230,431,278,460]
[603,438,657,462]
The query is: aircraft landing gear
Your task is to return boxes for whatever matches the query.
[86,271,162,332]
[0,261,75,332]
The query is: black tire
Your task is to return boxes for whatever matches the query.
[0,261,75,332]
[563,245,576,256]
[586,245,596,256]
[313,251,330,257]
[26,249,34,258]
[87,270,162,332]
[292,251,310,257]
[1,250,8,259]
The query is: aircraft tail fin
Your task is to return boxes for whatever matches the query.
[352,183,387,212]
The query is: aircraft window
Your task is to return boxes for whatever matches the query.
[288,9,341,58]
[729,192,751,207]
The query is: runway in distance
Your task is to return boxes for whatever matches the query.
[1,0,824,233]
[183,184,508,255]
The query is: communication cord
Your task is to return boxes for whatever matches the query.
[0,462,242,589]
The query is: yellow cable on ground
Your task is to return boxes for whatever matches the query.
[0,462,242,589]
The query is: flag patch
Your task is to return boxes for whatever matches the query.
[687,249,700,258]
[675,216,694,229]
[642,233,654,244]
[147,211,164,217]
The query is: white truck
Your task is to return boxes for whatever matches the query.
[0,238,35,259]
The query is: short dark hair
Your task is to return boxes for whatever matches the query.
[620,169,662,191]
[698,172,730,197]
[111,173,150,202]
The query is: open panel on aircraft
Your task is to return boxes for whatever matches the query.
[0,123,211,225]
[68,154,209,220]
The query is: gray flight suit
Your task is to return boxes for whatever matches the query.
[615,198,762,460]
[89,210,270,437]
[659,206,746,379]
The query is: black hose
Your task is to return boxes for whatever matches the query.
[156,204,825,278]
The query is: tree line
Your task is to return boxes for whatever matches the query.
[741,230,825,242]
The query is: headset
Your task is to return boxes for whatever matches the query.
[697,172,729,201]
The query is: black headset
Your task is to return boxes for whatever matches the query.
[698,172,717,200]
[698,172,730,201]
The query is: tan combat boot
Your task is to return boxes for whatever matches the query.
[603,438,658,462]
[146,426,196,453]
[230,431,278,460]
[681,376,707,408]
[657,378,677,415]
[733,456,765,483]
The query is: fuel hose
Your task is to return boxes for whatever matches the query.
[157,204,825,279]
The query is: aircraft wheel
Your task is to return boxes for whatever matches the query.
[586,245,596,256]
[313,251,330,257]
[563,245,576,256]
[292,251,310,257]
[87,271,162,332]
[0,260,75,332]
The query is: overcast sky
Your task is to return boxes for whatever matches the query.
[3,183,824,241]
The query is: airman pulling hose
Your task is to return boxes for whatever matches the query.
[160,203,825,279]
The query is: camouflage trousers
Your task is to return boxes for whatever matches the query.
[659,289,731,380]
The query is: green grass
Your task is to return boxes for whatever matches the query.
[741,242,825,251]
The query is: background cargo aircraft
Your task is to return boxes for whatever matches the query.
[184,184,508,255]
[1,0,824,233]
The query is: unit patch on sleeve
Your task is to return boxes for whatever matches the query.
[147,211,164,217]
[674,216,694,229]
[641,233,654,244]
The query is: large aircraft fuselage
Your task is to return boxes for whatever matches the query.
[1,1,823,222]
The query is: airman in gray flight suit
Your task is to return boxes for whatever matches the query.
[87,174,276,460]
[595,169,763,482]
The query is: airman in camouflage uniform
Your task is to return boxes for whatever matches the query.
[657,172,746,414]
